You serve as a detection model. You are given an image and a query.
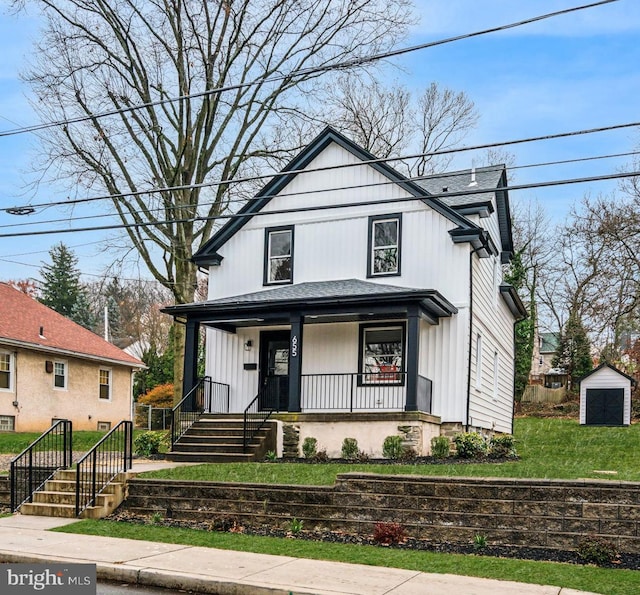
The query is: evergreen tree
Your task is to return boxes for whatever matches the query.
[70,289,98,331]
[504,250,534,402]
[552,311,593,391]
[39,243,83,317]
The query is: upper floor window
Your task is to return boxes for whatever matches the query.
[264,226,294,285]
[54,361,67,390]
[0,352,13,391]
[99,369,111,400]
[368,214,401,277]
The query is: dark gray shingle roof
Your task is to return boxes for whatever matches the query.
[416,165,504,208]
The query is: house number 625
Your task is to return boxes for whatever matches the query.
[291,335,298,358]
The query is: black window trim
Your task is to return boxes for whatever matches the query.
[367,213,402,278]
[357,321,407,387]
[263,225,294,286]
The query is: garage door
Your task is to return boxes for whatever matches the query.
[585,388,624,425]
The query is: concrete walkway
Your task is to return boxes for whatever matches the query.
[0,513,599,595]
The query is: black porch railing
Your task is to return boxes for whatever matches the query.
[170,377,230,448]
[10,419,73,512]
[301,372,409,411]
[75,420,133,517]
[243,377,281,452]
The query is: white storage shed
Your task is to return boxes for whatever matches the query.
[579,363,635,426]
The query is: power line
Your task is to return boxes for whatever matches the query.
[0,0,619,139]
[0,168,637,240]
[2,147,638,231]
[3,117,639,216]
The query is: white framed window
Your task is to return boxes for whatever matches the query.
[0,415,15,431]
[0,351,14,392]
[475,333,483,390]
[53,360,67,390]
[359,324,405,385]
[264,226,293,285]
[99,368,111,400]
[368,214,401,277]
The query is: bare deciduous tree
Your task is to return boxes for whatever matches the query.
[13,0,414,396]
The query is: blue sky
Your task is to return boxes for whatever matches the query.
[0,0,639,282]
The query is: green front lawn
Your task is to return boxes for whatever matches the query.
[54,520,640,595]
[138,418,640,484]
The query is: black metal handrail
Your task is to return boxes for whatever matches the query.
[243,391,273,452]
[170,377,230,448]
[75,420,132,517]
[10,419,73,512]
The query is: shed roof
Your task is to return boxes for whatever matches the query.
[578,362,637,386]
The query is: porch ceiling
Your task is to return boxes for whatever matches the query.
[163,279,457,330]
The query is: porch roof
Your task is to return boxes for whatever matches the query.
[163,279,457,328]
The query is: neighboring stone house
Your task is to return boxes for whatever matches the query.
[164,127,526,458]
[0,282,144,432]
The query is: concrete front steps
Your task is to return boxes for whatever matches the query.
[166,416,276,463]
[19,469,127,519]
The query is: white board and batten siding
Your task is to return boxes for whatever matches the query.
[467,203,516,434]
[207,142,470,303]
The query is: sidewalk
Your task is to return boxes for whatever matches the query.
[0,514,598,595]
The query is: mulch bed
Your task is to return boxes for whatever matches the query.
[106,510,640,571]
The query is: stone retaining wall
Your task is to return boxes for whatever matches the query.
[122,472,640,553]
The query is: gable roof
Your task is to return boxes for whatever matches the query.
[578,361,637,386]
[0,283,144,368]
[193,126,503,267]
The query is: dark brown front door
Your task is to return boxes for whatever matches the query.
[259,330,290,411]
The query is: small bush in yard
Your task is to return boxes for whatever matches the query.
[373,522,407,545]
[341,437,359,460]
[302,437,317,459]
[489,434,517,458]
[134,431,165,457]
[312,448,329,463]
[382,435,404,459]
[453,432,488,459]
[577,536,619,566]
[430,435,451,459]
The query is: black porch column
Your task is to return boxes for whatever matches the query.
[183,319,200,406]
[288,313,303,412]
[405,306,420,412]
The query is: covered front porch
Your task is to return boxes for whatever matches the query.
[165,279,457,417]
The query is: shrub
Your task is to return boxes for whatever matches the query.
[138,383,174,407]
[264,450,277,462]
[577,536,618,566]
[312,448,329,463]
[301,437,317,459]
[134,431,165,457]
[399,446,417,461]
[373,522,407,545]
[473,533,488,551]
[430,436,451,459]
[453,432,488,459]
[382,435,404,459]
[341,437,359,460]
[289,518,303,534]
[489,434,517,458]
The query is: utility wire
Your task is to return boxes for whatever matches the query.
[1,148,638,231]
[0,0,619,139]
[2,117,639,215]
[0,168,637,240]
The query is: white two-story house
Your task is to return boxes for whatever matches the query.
[164,127,526,458]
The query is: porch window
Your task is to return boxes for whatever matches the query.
[264,226,294,285]
[0,352,13,391]
[359,324,405,384]
[54,361,67,389]
[368,214,401,277]
[99,369,111,400]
